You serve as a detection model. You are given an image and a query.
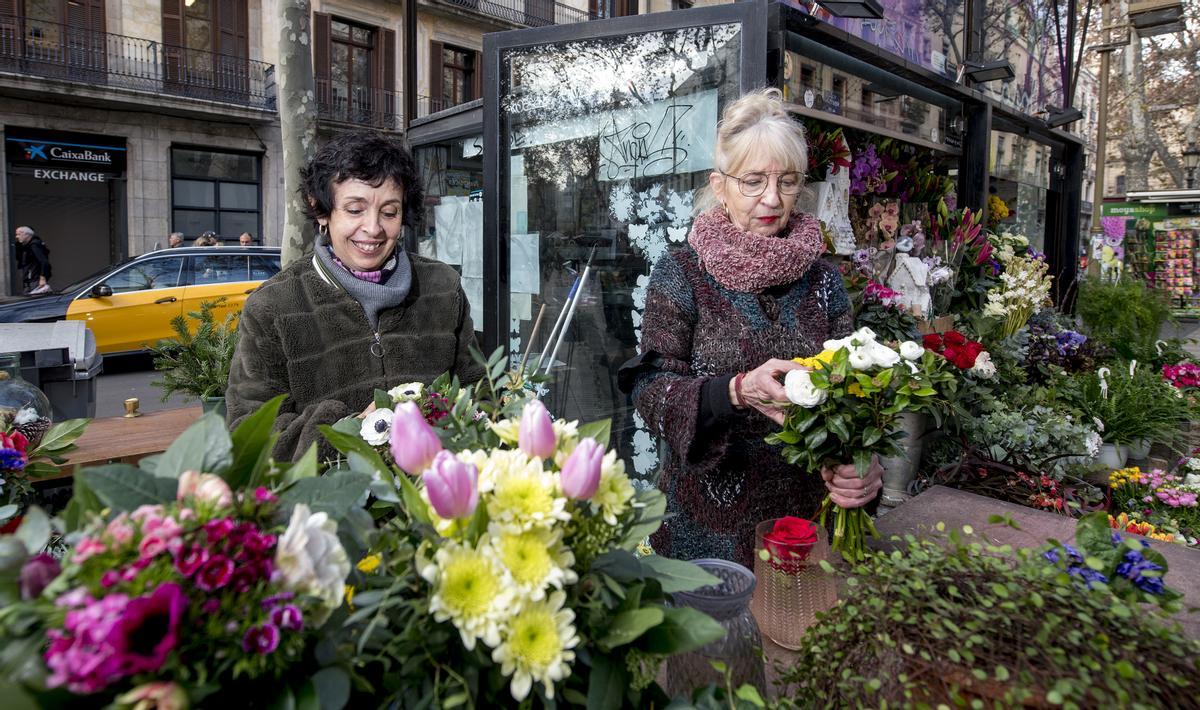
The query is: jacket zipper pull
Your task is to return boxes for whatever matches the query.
[370,332,384,359]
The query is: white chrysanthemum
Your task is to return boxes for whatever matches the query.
[486,528,577,601]
[359,407,394,446]
[388,382,425,403]
[487,452,570,532]
[422,539,513,651]
[1187,459,1200,473]
[491,591,579,702]
[551,419,581,468]
[592,452,636,525]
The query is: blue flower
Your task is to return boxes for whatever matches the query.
[1115,549,1166,595]
[0,448,25,472]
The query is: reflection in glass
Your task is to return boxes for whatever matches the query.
[500,24,742,482]
[990,130,1050,249]
[979,0,1066,115]
[173,180,216,208]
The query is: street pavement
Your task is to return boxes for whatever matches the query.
[95,354,194,418]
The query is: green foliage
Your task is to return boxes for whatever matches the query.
[1063,361,1190,448]
[149,297,239,401]
[775,520,1200,708]
[1077,277,1173,361]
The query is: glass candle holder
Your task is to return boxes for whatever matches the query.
[751,518,837,650]
[664,558,765,697]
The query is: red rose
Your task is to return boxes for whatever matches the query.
[942,345,960,366]
[763,516,819,572]
[943,330,967,346]
[923,334,943,351]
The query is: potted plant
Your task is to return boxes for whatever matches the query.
[775,514,1196,707]
[1076,277,1173,362]
[1068,362,1190,470]
[148,297,239,418]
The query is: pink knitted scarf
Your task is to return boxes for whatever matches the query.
[688,207,825,293]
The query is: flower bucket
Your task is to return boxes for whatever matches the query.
[750,519,837,650]
[879,413,927,507]
[1096,443,1127,470]
[1126,438,1152,461]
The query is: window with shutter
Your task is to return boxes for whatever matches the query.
[163,0,247,97]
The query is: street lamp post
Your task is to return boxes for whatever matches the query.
[1184,142,1200,189]
[1088,0,1118,276]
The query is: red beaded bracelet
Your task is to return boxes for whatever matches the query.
[734,372,747,408]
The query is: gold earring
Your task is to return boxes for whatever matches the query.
[721,203,730,220]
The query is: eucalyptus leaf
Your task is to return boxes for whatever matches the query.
[154,412,233,479]
[29,418,88,454]
[80,464,177,512]
[638,556,720,593]
[14,507,51,555]
[278,472,372,519]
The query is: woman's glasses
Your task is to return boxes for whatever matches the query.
[720,171,803,197]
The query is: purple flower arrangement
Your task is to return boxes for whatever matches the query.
[26,471,349,699]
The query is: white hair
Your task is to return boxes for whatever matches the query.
[694,88,809,215]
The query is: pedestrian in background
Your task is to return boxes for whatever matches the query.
[14,225,52,295]
[168,232,184,248]
[194,231,220,246]
[239,232,254,246]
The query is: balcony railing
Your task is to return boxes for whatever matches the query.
[316,81,402,131]
[0,15,275,110]
[433,0,596,27]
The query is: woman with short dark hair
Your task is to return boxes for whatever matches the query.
[226,131,483,461]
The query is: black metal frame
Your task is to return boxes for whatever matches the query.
[482,0,768,351]
[168,145,263,243]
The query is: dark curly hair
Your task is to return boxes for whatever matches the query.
[300,131,424,229]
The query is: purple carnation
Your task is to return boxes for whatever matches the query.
[270,604,304,632]
[20,553,61,600]
[195,555,234,591]
[242,623,280,654]
[174,543,209,578]
[204,518,236,543]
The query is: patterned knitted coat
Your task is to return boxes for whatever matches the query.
[627,243,853,567]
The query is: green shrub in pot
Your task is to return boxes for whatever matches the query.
[1065,361,1190,452]
[1076,277,1173,362]
[148,298,239,412]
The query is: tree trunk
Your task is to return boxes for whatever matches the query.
[1117,24,1153,192]
[278,0,318,267]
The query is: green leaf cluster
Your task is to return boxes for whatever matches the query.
[1076,277,1174,362]
[774,517,1200,709]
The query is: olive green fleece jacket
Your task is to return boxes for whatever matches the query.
[226,251,484,462]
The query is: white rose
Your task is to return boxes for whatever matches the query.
[274,504,351,621]
[899,341,924,361]
[784,369,827,408]
[848,348,874,370]
[359,407,395,446]
[867,342,901,368]
[970,352,996,379]
[388,382,425,402]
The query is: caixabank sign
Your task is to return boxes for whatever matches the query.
[5,126,126,181]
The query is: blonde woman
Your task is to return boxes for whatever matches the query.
[619,89,883,566]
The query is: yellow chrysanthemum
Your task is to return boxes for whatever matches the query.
[489,420,521,446]
[1108,466,1144,489]
[488,528,577,601]
[593,452,636,526]
[491,591,579,702]
[356,554,382,573]
[422,540,514,650]
[487,455,570,532]
[847,383,867,398]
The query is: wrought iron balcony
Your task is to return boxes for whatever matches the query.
[430,0,596,28]
[0,15,275,111]
[316,81,403,131]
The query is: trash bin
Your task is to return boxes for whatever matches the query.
[0,321,103,420]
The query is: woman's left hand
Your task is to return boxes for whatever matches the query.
[820,455,884,508]
[357,402,378,419]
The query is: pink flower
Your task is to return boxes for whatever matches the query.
[423,450,479,520]
[73,537,107,563]
[139,535,169,560]
[19,553,61,600]
[390,401,443,474]
[177,470,233,508]
[204,518,236,543]
[518,399,556,459]
[195,555,234,591]
[100,570,121,588]
[560,438,604,500]
[270,604,304,631]
[254,487,277,504]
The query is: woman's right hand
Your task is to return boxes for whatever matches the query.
[731,358,808,425]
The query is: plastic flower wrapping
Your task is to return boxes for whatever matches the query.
[768,327,948,561]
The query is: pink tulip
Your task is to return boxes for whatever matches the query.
[390,401,443,474]
[560,438,603,500]
[518,399,556,459]
[423,450,479,519]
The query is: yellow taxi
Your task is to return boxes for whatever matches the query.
[0,246,281,354]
